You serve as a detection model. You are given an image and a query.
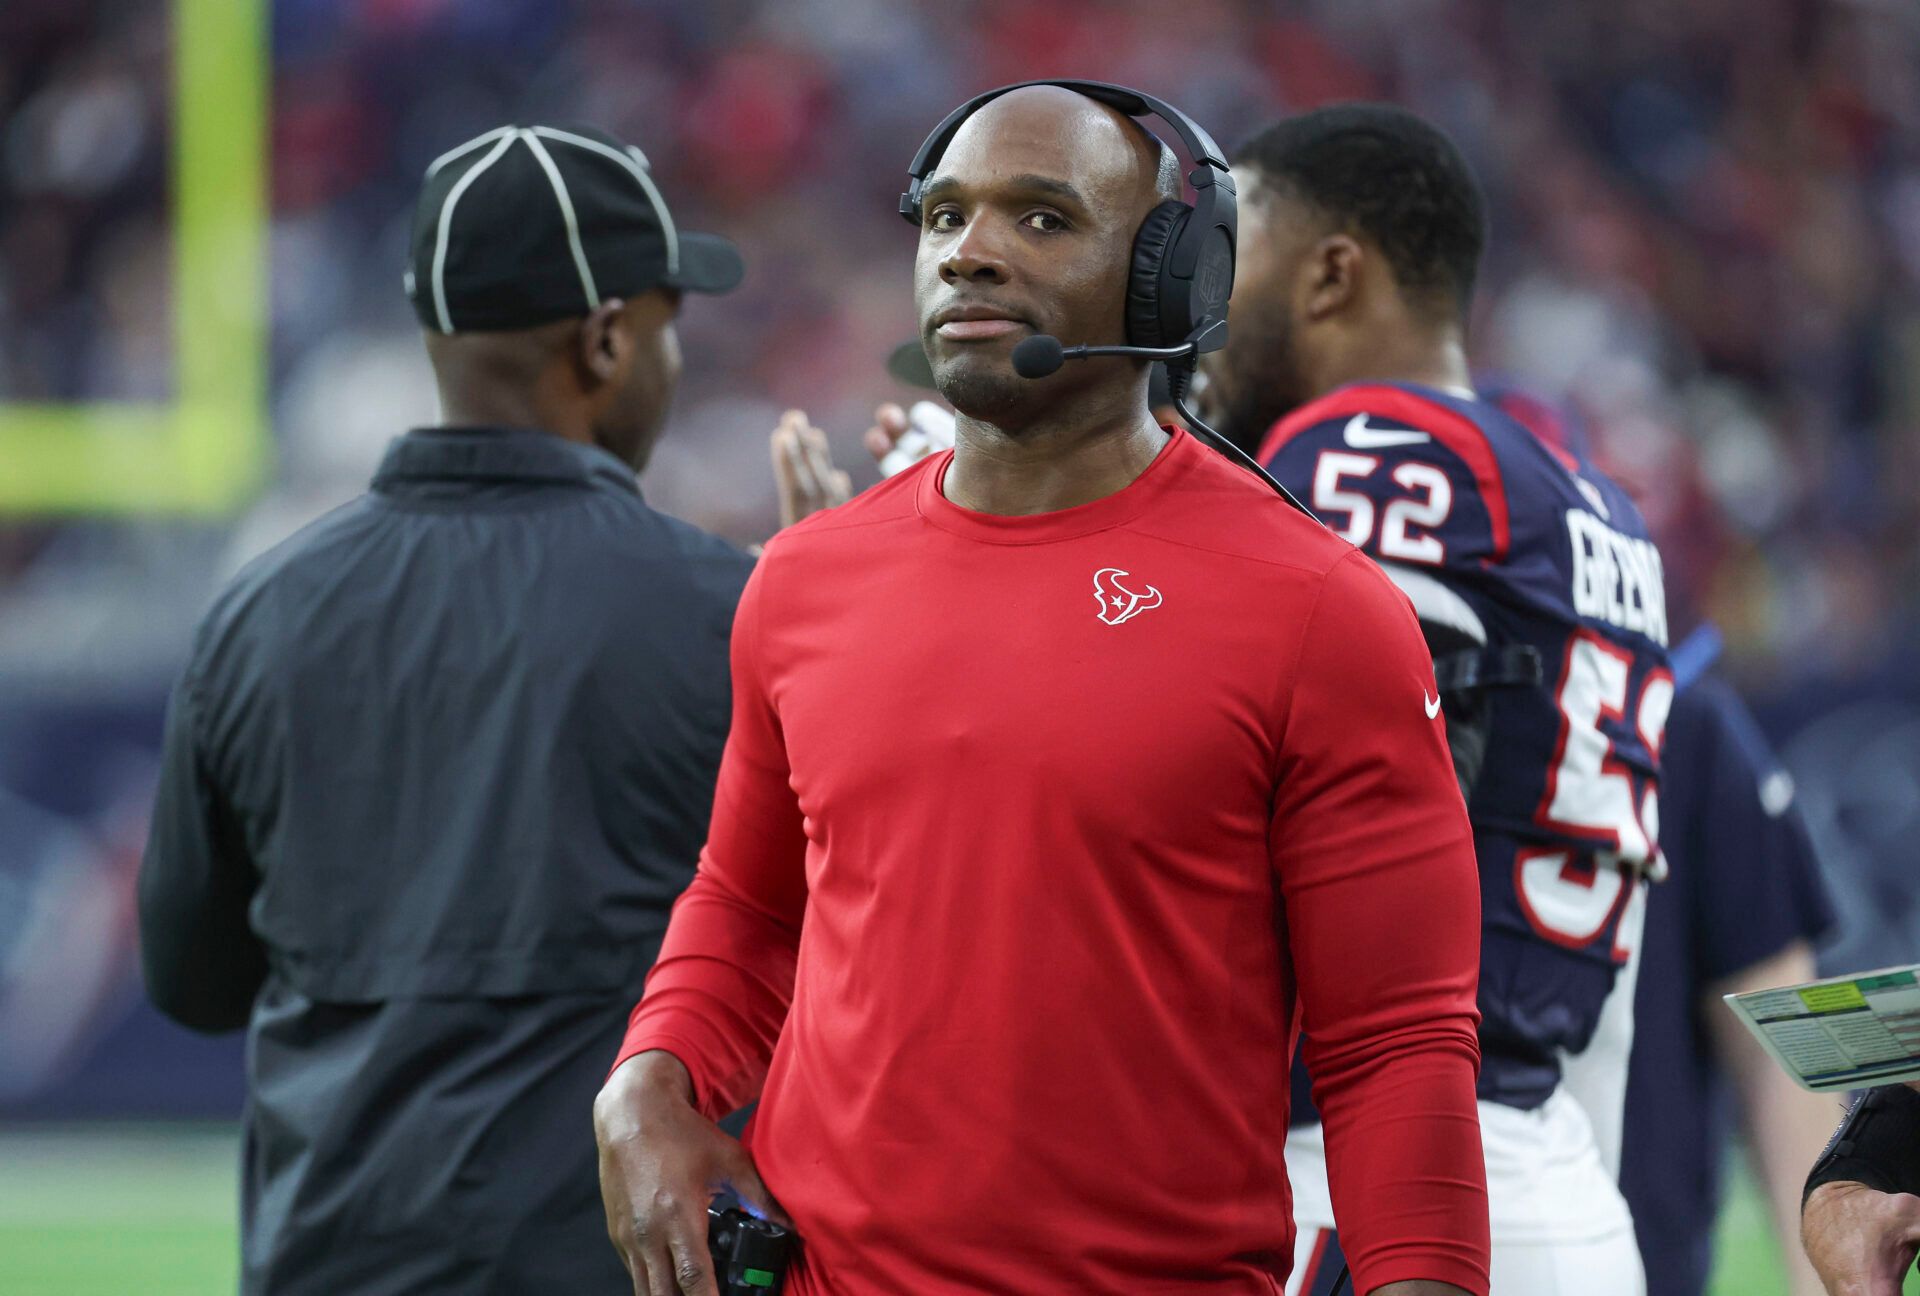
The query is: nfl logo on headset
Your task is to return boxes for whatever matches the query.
[1196,254,1229,312]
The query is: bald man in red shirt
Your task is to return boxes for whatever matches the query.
[595,85,1491,1296]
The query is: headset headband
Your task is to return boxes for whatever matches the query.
[901,80,1229,209]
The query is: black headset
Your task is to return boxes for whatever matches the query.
[899,79,1237,361]
[900,80,1314,518]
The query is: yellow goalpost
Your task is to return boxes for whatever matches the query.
[0,0,267,516]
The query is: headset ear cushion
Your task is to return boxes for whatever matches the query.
[1127,200,1190,349]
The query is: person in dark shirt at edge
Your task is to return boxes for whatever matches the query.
[1621,650,1837,1296]
[1486,391,1842,1296]
[596,83,1490,1296]
[1803,1080,1920,1295]
[136,123,804,1294]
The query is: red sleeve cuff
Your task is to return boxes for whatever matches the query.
[1351,1253,1490,1296]
[613,1013,748,1121]
[602,1036,721,1113]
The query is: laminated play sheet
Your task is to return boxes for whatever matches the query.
[1725,964,1920,1092]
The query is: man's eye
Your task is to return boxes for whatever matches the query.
[1022,211,1067,232]
[927,209,963,231]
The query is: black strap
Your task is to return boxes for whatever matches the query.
[1805,1083,1920,1207]
[1432,644,1543,695]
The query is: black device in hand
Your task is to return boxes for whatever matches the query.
[707,1204,792,1294]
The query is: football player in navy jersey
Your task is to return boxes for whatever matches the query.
[1200,105,1669,1296]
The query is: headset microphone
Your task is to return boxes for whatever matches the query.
[1009,334,1197,380]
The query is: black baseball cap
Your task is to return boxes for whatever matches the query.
[405,123,744,333]
[886,339,937,389]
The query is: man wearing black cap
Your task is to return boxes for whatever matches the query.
[137,123,750,1295]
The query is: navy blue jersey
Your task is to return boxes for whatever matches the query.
[1620,664,1834,1296]
[1263,382,1672,1108]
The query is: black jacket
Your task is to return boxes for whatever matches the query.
[139,427,752,1293]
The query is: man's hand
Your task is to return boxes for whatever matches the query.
[1802,1180,1920,1296]
[863,401,911,465]
[866,401,956,477]
[595,1050,792,1296]
[769,401,956,536]
[771,409,851,530]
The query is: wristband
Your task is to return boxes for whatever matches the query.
[1804,1083,1920,1208]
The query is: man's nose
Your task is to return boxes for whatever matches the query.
[940,217,1011,285]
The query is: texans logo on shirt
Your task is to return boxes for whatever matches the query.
[1093,567,1162,626]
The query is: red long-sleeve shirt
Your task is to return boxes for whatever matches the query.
[619,429,1490,1295]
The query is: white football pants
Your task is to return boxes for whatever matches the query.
[1285,1089,1645,1296]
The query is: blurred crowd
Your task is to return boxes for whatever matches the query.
[3,0,1919,700]
[3,0,1920,1116]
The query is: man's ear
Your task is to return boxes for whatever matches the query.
[578,298,630,386]
[1303,234,1363,322]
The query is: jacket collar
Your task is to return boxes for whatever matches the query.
[372,426,639,495]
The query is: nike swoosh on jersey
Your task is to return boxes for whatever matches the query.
[1344,413,1432,450]
[1425,691,1443,719]
[1574,475,1612,520]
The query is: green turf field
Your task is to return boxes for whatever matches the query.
[0,1127,237,1295]
[0,1125,1915,1294]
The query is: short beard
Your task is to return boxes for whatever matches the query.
[931,355,1033,430]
